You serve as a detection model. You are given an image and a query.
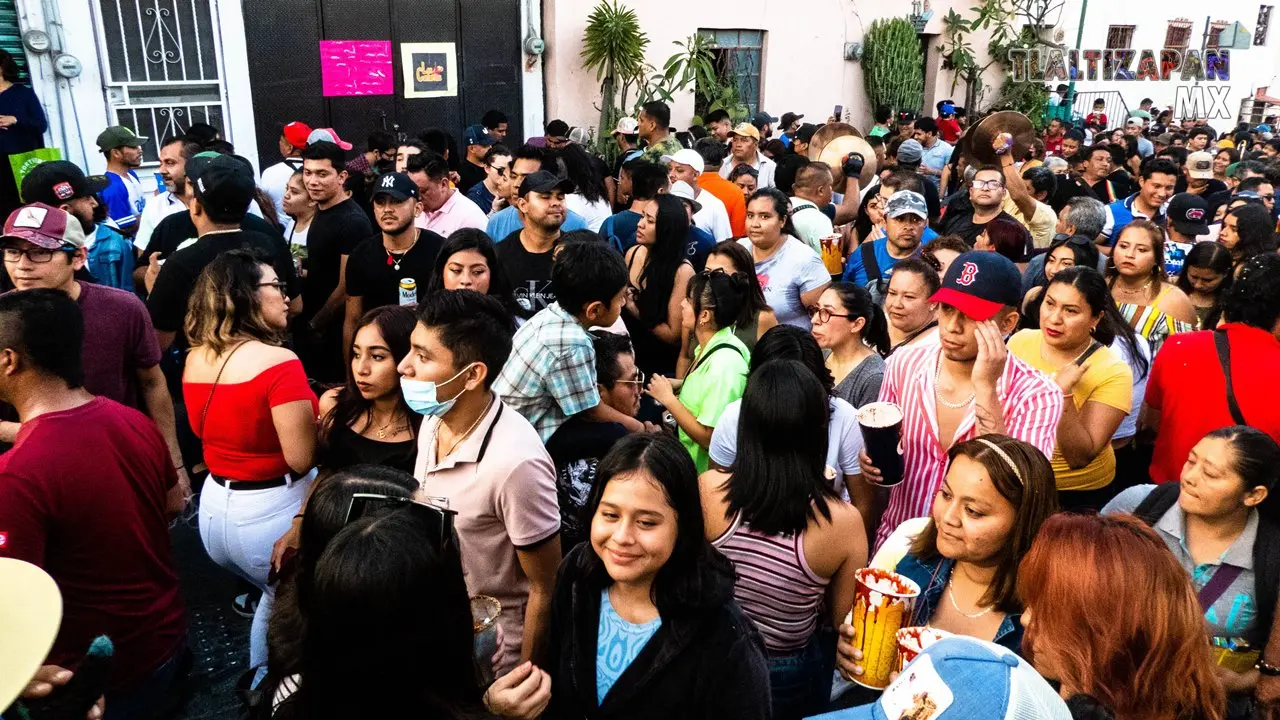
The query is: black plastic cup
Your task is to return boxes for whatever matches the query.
[858,401,905,487]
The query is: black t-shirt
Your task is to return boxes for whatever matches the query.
[1175,177,1228,197]
[345,230,445,310]
[1049,174,1096,213]
[495,230,556,315]
[939,208,1028,249]
[303,197,372,322]
[143,211,284,262]
[458,161,487,194]
[147,230,300,338]
[545,417,628,555]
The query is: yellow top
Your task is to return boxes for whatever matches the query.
[1008,330,1134,491]
[1001,194,1058,250]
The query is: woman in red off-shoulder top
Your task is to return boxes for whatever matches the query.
[182,249,318,673]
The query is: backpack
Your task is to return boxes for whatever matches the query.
[860,241,887,306]
[1134,483,1280,648]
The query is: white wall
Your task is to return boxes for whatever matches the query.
[540,0,1006,139]
[1057,0,1280,132]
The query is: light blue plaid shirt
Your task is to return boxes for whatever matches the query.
[494,302,600,442]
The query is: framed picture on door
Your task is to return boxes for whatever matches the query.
[401,42,458,98]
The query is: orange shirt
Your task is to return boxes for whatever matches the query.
[699,171,747,237]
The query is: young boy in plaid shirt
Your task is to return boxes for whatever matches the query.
[495,239,644,441]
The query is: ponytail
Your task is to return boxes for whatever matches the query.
[690,268,750,331]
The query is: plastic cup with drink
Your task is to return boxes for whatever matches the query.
[857,401,905,487]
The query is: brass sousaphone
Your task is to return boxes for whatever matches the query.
[963,111,1036,165]
[807,122,878,188]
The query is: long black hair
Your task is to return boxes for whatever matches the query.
[576,433,736,614]
[298,509,484,719]
[427,228,523,318]
[1228,204,1278,266]
[752,324,835,395]
[747,187,798,238]
[688,267,749,331]
[1175,241,1234,300]
[561,143,608,204]
[1047,266,1148,380]
[321,305,421,453]
[707,240,770,328]
[1040,233,1101,286]
[727,360,838,535]
[824,282,891,356]
[636,194,689,325]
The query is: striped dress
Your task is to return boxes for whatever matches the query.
[712,512,829,654]
[1117,298,1195,356]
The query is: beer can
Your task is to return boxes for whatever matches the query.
[398,278,417,307]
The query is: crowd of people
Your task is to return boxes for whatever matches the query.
[4,78,1280,720]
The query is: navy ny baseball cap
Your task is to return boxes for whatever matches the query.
[371,172,420,202]
[930,250,1023,321]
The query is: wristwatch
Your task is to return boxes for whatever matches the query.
[1256,660,1280,676]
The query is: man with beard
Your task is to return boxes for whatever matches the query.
[842,190,929,303]
[21,160,134,291]
[343,172,444,353]
[96,126,147,237]
[0,194,188,497]
[135,135,199,257]
[494,170,577,315]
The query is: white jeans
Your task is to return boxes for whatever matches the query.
[198,470,314,668]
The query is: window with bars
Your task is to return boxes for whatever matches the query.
[1207,21,1230,48]
[1165,21,1193,48]
[1106,25,1136,48]
[0,0,28,83]
[698,29,765,117]
[1259,5,1273,45]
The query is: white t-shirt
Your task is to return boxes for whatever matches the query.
[738,236,830,330]
[709,396,864,489]
[133,191,188,251]
[719,152,777,189]
[789,198,835,255]
[692,189,732,241]
[565,194,613,233]
[1110,334,1151,441]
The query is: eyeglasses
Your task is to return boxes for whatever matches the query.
[809,307,855,324]
[258,281,288,294]
[615,370,646,387]
[345,492,458,551]
[2,246,75,264]
[972,179,1005,190]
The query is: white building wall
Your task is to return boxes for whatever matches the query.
[1056,0,1280,132]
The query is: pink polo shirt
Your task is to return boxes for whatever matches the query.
[413,396,560,676]
[873,343,1062,550]
[415,189,489,237]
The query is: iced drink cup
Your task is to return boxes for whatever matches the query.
[896,626,953,672]
[857,401,905,487]
[847,567,921,689]
[472,595,502,684]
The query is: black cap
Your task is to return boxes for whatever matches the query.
[1167,193,1211,236]
[795,123,819,143]
[518,170,575,198]
[780,112,804,130]
[370,172,420,202]
[897,110,917,124]
[192,154,255,217]
[19,161,110,206]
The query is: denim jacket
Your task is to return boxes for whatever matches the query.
[87,224,136,292]
[894,552,1025,655]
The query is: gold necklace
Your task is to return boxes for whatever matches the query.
[369,410,407,439]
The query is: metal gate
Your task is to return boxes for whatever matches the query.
[91,0,229,165]
[242,0,524,171]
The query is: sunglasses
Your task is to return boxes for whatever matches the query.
[344,492,458,551]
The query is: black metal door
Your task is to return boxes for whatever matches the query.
[242,0,523,169]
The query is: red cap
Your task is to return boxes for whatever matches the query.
[282,122,312,150]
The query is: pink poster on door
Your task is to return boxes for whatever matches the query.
[319,40,393,97]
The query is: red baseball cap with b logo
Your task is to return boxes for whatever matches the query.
[929,251,1023,321]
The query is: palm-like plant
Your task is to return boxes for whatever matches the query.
[581,0,649,153]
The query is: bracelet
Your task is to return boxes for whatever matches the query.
[1257,660,1280,676]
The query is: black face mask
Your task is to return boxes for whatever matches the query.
[375,158,395,174]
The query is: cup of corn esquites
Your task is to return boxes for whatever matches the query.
[846,567,921,689]
[895,626,953,672]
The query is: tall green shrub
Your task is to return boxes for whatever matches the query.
[581,1,649,158]
[863,18,924,114]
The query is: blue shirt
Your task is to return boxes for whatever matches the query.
[101,170,145,230]
[895,552,1024,653]
[596,588,662,704]
[487,205,589,242]
[841,235,929,286]
[465,181,496,214]
[601,210,642,253]
[86,224,136,292]
[686,226,716,271]
[1101,194,1165,245]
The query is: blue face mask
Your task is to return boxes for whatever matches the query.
[400,364,475,417]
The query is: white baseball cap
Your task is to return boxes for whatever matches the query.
[662,148,705,174]
[612,117,640,136]
[1187,151,1215,180]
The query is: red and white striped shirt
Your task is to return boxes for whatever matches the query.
[873,343,1063,550]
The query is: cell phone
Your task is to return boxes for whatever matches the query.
[834,105,843,119]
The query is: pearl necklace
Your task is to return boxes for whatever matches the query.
[934,355,974,409]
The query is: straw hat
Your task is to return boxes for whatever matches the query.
[0,558,63,711]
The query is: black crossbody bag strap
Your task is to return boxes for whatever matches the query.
[1215,330,1247,425]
